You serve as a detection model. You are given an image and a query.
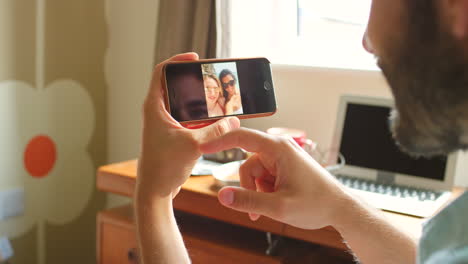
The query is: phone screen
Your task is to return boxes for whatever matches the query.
[164,58,276,122]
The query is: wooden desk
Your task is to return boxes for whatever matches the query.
[96,160,461,263]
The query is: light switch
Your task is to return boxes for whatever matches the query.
[0,188,24,221]
[0,237,13,261]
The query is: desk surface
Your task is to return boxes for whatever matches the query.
[97,160,461,250]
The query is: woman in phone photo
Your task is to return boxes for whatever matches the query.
[203,73,225,117]
[219,69,243,115]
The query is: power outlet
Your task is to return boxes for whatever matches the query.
[0,237,13,261]
[0,188,24,221]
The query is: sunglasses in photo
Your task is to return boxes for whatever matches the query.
[222,80,236,89]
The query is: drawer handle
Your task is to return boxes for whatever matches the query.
[128,248,139,263]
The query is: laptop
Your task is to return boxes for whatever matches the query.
[331,95,459,217]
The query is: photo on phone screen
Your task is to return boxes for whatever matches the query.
[203,62,243,118]
[165,58,276,122]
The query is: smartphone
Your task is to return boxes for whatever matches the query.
[163,57,277,124]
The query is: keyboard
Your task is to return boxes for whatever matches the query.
[335,175,452,217]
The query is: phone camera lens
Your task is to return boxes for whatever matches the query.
[263,81,272,91]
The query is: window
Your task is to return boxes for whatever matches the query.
[229,0,377,71]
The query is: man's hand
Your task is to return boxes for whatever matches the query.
[135,53,240,264]
[137,52,240,201]
[200,128,351,230]
[201,128,417,264]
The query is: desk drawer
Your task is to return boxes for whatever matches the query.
[97,206,280,264]
[177,210,284,263]
[97,205,353,264]
[97,207,138,264]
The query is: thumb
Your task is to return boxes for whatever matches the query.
[194,117,240,144]
[218,187,276,218]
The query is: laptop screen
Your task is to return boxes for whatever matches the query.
[339,103,447,181]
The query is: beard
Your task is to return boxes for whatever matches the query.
[377,0,468,157]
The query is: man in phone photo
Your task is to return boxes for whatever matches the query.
[135,0,468,263]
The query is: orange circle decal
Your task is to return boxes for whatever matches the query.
[24,135,57,178]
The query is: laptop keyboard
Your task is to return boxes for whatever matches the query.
[334,174,450,217]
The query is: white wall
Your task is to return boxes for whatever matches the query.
[243,65,392,148]
[105,0,160,207]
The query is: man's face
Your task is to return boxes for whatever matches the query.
[365,0,468,156]
[173,75,208,121]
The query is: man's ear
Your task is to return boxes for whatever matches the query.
[443,0,468,39]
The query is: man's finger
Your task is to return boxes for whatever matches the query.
[239,154,275,193]
[239,155,271,221]
[239,154,264,192]
[194,117,240,144]
[200,128,276,154]
[255,176,276,193]
[218,187,277,218]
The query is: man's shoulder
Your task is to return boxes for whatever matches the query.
[418,192,468,263]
